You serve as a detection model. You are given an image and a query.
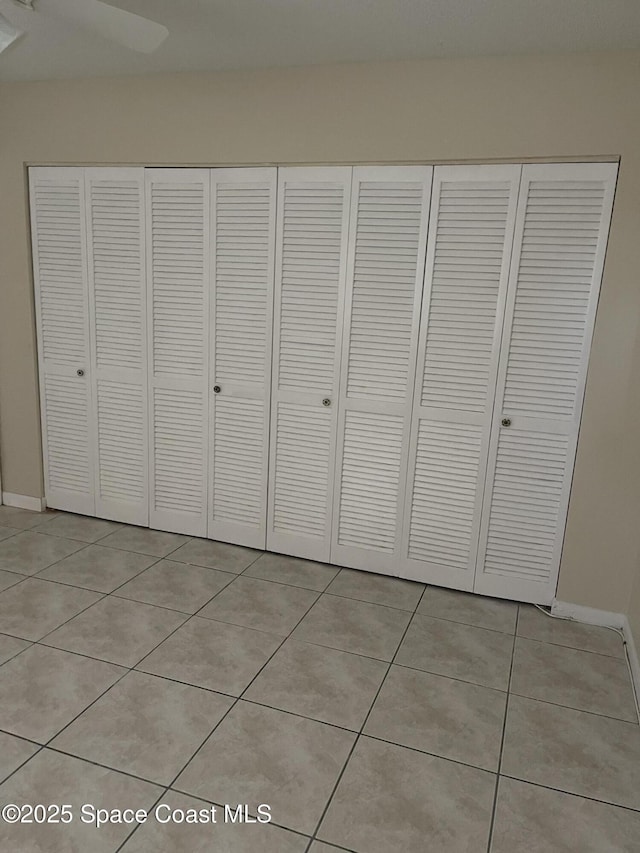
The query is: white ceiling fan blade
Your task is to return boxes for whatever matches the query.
[0,11,24,53]
[51,0,168,53]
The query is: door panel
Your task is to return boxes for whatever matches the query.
[209,168,276,548]
[30,167,95,515]
[267,167,352,561]
[85,168,148,525]
[332,166,432,573]
[475,162,618,603]
[402,165,521,587]
[146,169,210,536]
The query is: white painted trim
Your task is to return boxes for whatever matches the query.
[621,614,640,717]
[551,599,626,629]
[1,492,47,512]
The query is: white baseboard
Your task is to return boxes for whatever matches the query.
[1,492,47,512]
[551,599,626,630]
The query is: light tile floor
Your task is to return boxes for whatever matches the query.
[0,506,638,852]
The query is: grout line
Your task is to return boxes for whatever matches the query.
[515,631,628,661]
[486,603,519,852]
[0,638,35,669]
[506,691,638,725]
[306,584,430,847]
[496,773,640,815]
[142,582,327,832]
[115,785,170,852]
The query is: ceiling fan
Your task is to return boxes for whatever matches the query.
[0,0,168,55]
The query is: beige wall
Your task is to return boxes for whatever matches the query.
[1,50,640,615]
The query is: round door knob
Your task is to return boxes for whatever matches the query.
[213,385,221,394]
[76,369,85,377]
[501,417,512,427]
[322,398,331,407]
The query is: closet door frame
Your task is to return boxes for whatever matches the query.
[266,166,352,562]
[474,162,618,604]
[330,165,433,574]
[400,164,521,589]
[30,166,96,516]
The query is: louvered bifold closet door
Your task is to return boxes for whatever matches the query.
[146,169,210,536]
[331,167,432,573]
[401,165,520,588]
[475,162,617,604]
[209,168,276,548]
[30,167,95,515]
[267,167,352,561]
[85,169,148,525]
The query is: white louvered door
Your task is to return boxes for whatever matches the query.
[146,169,210,536]
[475,162,617,604]
[401,166,520,588]
[267,167,352,561]
[30,167,95,515]
[85,168,148,525]
[209,168,276,548]
[331,167,432,573]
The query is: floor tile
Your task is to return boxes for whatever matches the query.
[517,605,624,657]
[318,736,495,853]
[98,526,191,557]
[0,578,101,641]
[0,569,24,593]
[138,616,281,696]
[0,732,39,782]
[175,701,355,836]
[116,560,235,613]
[309,844,348,853]
[52,671,233,785]
[0,506,55,530]
[199,576,318,636]
[37,544,158,592]
[43,596,187,666]
[0,749,162,853]
[0,644,125,742]
[244,552,340,590]
[491,776,640,853]
[292,595,410,661]
[245,639,387,730]
[170,538,261,573]
[326,569,424,611]
[502,695,640,810]
[510,637,637,722]
[34,513,122,543]
[0,525,20,542]
[0,633,31,665]
[395,613,513,690]
[0,531,86,575]
[120,790,309,853]
[418,586,517,633]
[364,665,506,771]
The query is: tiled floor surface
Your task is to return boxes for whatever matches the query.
[0,504,639,852]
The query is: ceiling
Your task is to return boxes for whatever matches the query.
[1,0,640,83]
